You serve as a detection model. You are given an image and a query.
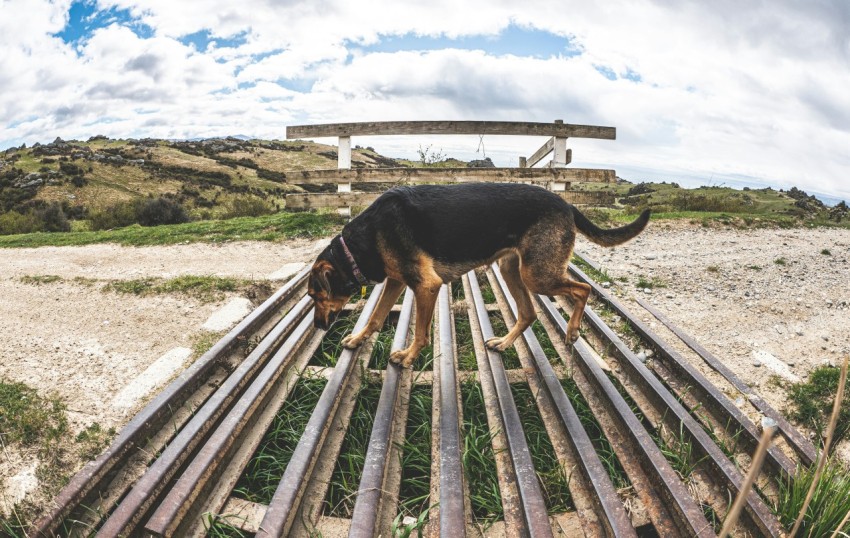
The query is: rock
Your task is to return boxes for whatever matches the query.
[795,330,803,337]
[467,157,495,168]
[753,360,762,367]
[602,281,611,288]
[645,349,654,358]
[636,351,647,363]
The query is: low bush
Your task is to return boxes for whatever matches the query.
[89,197,189,230]
[223,196,275,219]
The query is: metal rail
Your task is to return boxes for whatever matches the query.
[348,290,415,537]
[97,295,315,537]
[569,262,797,480]
[488,266,637,537]
[635,296,817,466]
[465,272,554,537]
[34,257,815,537]
[433,285,468,536]
[566,294,786,536]
[256,283,384,537]
[30,266,310,538]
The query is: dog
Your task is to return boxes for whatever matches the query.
[307,183,650,367]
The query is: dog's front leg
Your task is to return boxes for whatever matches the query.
[389,282,440,368]
[342,278,405,349]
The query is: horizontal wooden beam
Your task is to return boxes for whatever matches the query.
[286,188,616,209]
[286,167,615,184]
[287,121,616,140]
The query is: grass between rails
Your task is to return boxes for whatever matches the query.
[460,381,503,525]
[510,384,574,513]
[233,377,328,504]
[396,386,433,520]
[325,382,382,518]
[0,210,343,248]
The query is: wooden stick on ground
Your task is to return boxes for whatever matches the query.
[718,419,778,538]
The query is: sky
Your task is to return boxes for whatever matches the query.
[1,0,849,202]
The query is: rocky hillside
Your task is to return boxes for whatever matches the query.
[0,136,401,233]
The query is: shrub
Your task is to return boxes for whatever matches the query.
[136,197,189,226]
[59,161,84,176]
[223,196,275,219]
[37,202,70,232]
[0,210,40,235]
[670,192,747,213]
[88,201,139,230]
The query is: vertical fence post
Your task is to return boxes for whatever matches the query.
[338,135,352,216]
[550,119,570,192]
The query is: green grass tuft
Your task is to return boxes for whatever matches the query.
[0,379,67,447]
[19,274,63,285]
[308,312,359,367]
[775,458,850,536]
[102,275,252,302]
[787,365,850,449]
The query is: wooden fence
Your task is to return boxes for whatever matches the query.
[283,119,617,209]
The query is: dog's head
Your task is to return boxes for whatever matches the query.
[307,244,357,330]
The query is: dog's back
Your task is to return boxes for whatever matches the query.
[366,183,648,261]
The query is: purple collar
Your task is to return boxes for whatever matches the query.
[339,236,368,286]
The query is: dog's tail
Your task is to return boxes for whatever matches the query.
[573,207,651,247]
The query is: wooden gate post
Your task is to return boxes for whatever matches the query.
[550,119,569,192]
[338,135,352,216]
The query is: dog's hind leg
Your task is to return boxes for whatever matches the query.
[342,278,405,349]
[518,218,590,344]
[485,253,536,352]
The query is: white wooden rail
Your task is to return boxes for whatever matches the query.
[284,119,617,209]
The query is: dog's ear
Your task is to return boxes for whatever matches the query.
[315,261,334,294]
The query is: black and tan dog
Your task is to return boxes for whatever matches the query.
[308,183,650,367]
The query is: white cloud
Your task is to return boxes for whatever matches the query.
[1,0,848,199]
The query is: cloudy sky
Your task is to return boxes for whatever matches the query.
[2,1,848,201]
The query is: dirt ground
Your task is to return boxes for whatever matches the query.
[1,222,849,519]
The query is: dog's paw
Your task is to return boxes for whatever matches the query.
[389,349,417,368]
[565,326,581,344]
[485,336,511,352]
[341,334,363,349]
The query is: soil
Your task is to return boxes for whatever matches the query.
[1,222,849,520]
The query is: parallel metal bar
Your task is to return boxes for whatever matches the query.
[488,267,637,538]
[144,311,316,536]
[97,295,314,537]
[569,262,797,479]
[348,290,414,537]
[534,293,713,537]
[635,296,817,467]
[435,285,467,536]
[31,267,310,538]
[572,298,786,536]
[466,272,554,538]
[256,283,385,538]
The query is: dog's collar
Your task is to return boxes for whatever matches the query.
[338,235,369,287]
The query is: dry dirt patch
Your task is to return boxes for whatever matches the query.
[0,238,327,517]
